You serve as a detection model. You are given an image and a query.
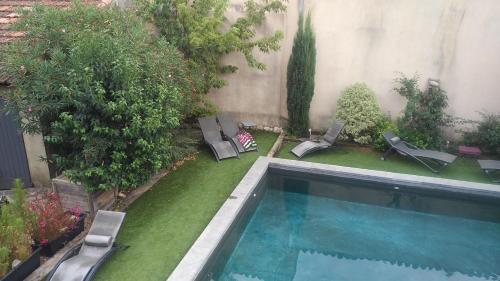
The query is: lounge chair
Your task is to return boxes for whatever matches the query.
[291,121,345,159]
[45,210,126,281]
[217,115,258,153]
[198,116,239,162]
[477,160,500,182]
[382,131,457,173]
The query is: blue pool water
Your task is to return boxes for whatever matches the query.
[209,186,500,281]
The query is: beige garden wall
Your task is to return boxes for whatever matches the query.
[209,0,500,130]
[208,0,299,127]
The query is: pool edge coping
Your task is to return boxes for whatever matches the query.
[166,156,500,281]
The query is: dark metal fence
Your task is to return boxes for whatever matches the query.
[0,100,32,189]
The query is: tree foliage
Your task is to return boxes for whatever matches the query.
[286,12,316,136]
[394,74,453,149]
[137,0,286,94]
[2,3,195,191]
[335,83,382,144]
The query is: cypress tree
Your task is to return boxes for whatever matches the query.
[286,12,316,136]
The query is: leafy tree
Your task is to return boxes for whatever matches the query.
[137,0,286,94]
[286,12,316,136]
[2,3,195,191]
[394,74,453,149]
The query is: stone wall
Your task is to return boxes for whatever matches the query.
[52,176,115,216]
[209,0,500,130]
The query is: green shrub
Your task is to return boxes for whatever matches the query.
[463,112,500,155]
[286,12,316,136]
[2,3,194,191]
[0,246,9,277]
[138,0,286,95]
[8,180,35,235]
[0,180,34,277]
[373,115,399,151]
[394,74,453,149]
[335,83,382,144]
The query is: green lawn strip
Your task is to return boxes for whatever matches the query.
[277,141,490,184]
[95,131,278,281]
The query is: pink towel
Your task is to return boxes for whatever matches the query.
[236,130,257,150]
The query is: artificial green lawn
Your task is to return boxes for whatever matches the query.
[94,131,278,281]
[95,133,493,281]
[277,141,492,184]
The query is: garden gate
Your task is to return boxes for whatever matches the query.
[0,99,32,189]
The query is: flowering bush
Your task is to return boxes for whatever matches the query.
[29,192,78,244]
[2,3,195,191]
[335,83,382,144]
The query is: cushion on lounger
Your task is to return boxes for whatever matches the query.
[390,137,401,144]
[84,234,112,247]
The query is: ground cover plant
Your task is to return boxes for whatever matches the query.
[94,131,277,281]
[2,3,195,191]
[287,12,316,136]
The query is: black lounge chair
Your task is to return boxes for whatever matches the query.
[382,131,457,173]
[291,121,345,159]
[198,116,239,162]
[45,210,126,281]
[217,115,258,153]
[477,160,500,182]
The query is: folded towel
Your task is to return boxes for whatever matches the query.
[84,234,112,247]
[236,130,257,150]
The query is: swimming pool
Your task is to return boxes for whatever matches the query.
[168,157,500,281]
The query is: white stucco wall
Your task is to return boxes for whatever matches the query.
[208,0,297,127]
[209,0,500,130]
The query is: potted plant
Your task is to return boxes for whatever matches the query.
[0,180,41,281]
[30,192,83,257]
[0,245,41,281]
